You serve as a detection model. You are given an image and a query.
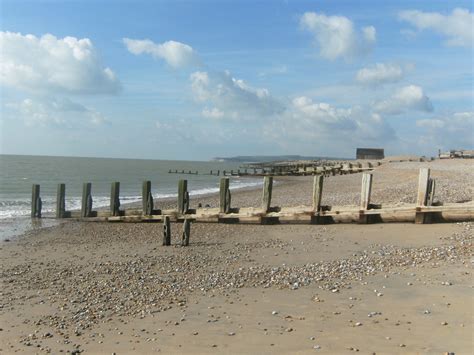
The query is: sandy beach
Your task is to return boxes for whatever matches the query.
[1,159,473,354]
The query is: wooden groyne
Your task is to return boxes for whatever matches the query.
[31,169,473,228]
[238,160,381,176]
[168,162,379,177]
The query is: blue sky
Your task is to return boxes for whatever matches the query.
[0,0,472,160]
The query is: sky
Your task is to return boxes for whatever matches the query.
[0,0,473,160]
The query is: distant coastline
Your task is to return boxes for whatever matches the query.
[211,154,350,163]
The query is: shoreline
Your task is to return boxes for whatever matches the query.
[0,176,302,242]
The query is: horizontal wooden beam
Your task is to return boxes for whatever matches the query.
[93,202,474,224]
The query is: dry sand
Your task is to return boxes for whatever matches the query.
[0,159,473,354]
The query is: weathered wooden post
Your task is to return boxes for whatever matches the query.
[219,177,231,213]
[142,180,154,215]
[182,219,191,246]
[110,182,120,217]
[415,168,431,224]
[312,175,324,212]
[56,183,66,218]
[163,215,171,246]
[424,178,436,224]
[262,176,273,212]
[178,179,189,214]
[311,175,324,223]
[359,173,373,224]
[31,184,42,218]
[81,183,92,218]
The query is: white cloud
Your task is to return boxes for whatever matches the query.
[399,8,473,47]
[374,85,433,115]
[356,63,409,86]
[416,118,445,129]
[190,70,284,120]
[0,32,120,94]
[300,11,376,60]
[291,96,356,129]
[263,98,395,154]
[8,97,108,126]
[123,38,199,68]
[416,112,474,150]
[202,107,225,119]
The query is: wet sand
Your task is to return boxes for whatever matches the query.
[0,159,473,354]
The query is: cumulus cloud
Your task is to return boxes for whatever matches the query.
[123,38,199,68]
[374,85,433,115]
[300,11,376,60]
[190,70,284,120]
[263,97,395,154]
[7,97,108,126]
[355,63,410,86]
[416,112,474,150]
[399,8,473,47]
[291,96,356,130]
[0,31,120,94]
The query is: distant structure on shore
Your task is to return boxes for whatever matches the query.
[356,148,384,160]
[438,149,474,159]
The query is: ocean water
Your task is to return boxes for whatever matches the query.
[0,155,262,239]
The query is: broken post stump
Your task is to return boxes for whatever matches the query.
[182,219,191,246]
[163,215,171,246]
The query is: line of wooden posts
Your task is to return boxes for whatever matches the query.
[30,168,474,245]
[167,162,378,177]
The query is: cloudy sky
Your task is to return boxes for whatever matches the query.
[0,0,472,160]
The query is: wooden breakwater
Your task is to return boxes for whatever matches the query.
[31,168,473,228]
[168,161,380,177]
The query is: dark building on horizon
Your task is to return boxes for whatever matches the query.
[356,148,384,160]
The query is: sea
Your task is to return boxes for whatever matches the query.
[0,155,262,240]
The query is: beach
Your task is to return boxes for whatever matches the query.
[1,159,473,354]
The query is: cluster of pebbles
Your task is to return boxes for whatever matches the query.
[1,221,472,351]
